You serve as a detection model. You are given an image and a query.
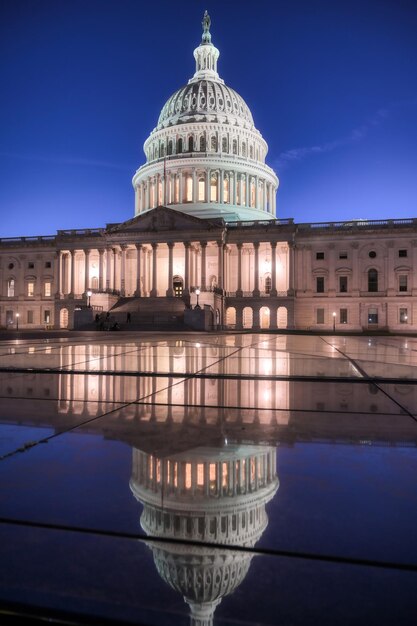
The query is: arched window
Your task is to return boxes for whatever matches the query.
[198,175,205,201]
[173,276,183,297]
[177,137,183,154]
[186,174,192,201]
[250,179,256,207]
[211,135,217,151]
[167,140,173,155]
[160,143,165,157]
[242,142,246,157]
[368,269,378,292]
[222,137,228,153]
[188,136,194,152]
[232,139,237,155]
[200,135,206,151]
[249,145,254,159]
[223,175,229,203]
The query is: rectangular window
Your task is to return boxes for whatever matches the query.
[399,275,408,292]
[399,308,408,324]
[339,251,348,259]
[398,249,408,258]
[27,310,34,324]
[340,308,348,324]
[28,262,34,269]
[368,308,378,324]
[44,282,51,297]
[44,310,51,324]
[316,277,325,293]
[316,252,325,260]
[339,276,348,292]
[45,261,52,268]
[27,282,35,297]
[316,308,325,324]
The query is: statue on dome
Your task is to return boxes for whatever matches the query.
[201,10,211,43]
[202,10,211,34]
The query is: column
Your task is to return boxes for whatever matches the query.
[134,186,139,215]
[255,176,259,209]
[120,245,127,296]
[232,172,237,205]
[253,242,260,296]
[179,170,183,203]
[217,241,223,290]
[56,251,62,297]
[351,242,359,295]
[151,243,158,297]
[263,181,267,212]
[237,243,243,296]
[70,250,76,296]
[200,242,207,291]
[135,244,142,297]
[387,241,395,295]
[184,242,190,294]
[239,174,243,206]
[288,243,295,296]
[98,249,104,292]
[268,184,273,214]
[245,174,250,207]
[166,242,174,296]
[192,169,197,203]
[271,242,277,296]
[328,244,335,294]
[219,170,224,203]
[113,248,118,293]
[84,249,90,294]
[146,179,150,210]
[106,248,112,291]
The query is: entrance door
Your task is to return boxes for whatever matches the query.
[173,276,183,297]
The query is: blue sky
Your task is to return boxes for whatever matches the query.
[1,0,416,236]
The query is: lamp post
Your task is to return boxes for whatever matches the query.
[87,290,92,308]
[195,288,201,309]
[16,312,19,331]
[332,311,336,332]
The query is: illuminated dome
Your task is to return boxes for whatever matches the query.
[132,11,279,222]
[157,81,255,130]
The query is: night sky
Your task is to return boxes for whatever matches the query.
[1,0,416,237]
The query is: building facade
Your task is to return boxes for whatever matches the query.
[1,13,416,333]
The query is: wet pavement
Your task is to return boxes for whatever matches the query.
[0,332,416,625]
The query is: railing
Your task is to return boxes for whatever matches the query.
[0,235,56,244]
[226,218,294,227]
[297,218,417,231]
[57,228,104,237]
[226,290,288,298]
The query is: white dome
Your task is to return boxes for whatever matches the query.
[157,80,255,131]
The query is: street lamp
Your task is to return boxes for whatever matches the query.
[16,312,19,330]
[332,311,336,332]
[87,290,92,308]
[195,288,201,309]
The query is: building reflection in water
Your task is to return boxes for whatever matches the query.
[130,443,278,626]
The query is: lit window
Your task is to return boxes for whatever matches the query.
[27,282,35,297]
[210,174,217,202]
[186,174,192,201]
[198,176,205,201]
[44,310,51,324]
[223,176,229,203]
[7,279,15,297]
[44,282,51,297]
[368,308,378,324]
[399,308,408,324]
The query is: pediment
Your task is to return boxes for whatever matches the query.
[107,206,223,234]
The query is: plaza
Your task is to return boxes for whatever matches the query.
[0,330,416,624]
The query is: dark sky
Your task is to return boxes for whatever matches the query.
[1,0,416,237]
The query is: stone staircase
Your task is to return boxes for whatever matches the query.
[106,296,188,330]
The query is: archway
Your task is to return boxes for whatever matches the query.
[277,307,287,329]
[243,307,253,329]
[260,306,270,329]
[60,308,69,329]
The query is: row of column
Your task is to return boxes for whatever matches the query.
[135,169,276,214]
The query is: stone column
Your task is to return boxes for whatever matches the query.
[135,244,142,296]
[239,174,243,206]
[245,174,250,207]
[219,170,224,203]
[192,169,197,203]
[84,249,90,294]
[351,242,359,295]
[179,171,183,203]
[237,243,243,296]
[113,248,118,293]
[253,242,260,296]
[151,243,158,297]
[184,242,190,294]
[263,181,267,212]
[106,248,112,291]
[200,242,207,291]
[146,179,150,210]
[68,250,75,297]
[288,243,295,296]
[166,242,174,296]
[328,244,335,294]
[255,176,259,209]
[387,241,395,295]
[271,242,277,296]
[120,245,127,296]
[232,172,237,205]
[217,241,223,290]
[98,249,104,292]
[56,251,62,297]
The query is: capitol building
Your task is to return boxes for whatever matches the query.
[1,12,416,333]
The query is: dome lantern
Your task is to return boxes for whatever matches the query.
[190,11,222,84]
